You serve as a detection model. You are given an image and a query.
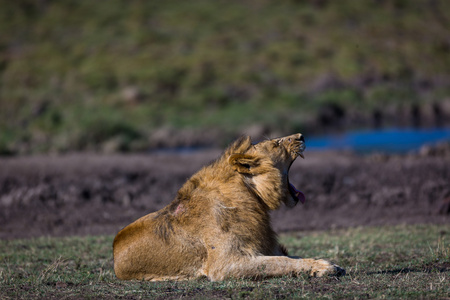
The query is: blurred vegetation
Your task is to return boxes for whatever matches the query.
[1,0,449,154]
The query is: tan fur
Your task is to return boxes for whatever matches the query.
[113,133,345,281]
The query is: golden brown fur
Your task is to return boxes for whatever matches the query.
[113,133,345,281]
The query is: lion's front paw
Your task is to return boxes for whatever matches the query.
[310,259,346,277]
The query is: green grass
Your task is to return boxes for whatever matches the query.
[1,224,449,299]
[1,0,450,154]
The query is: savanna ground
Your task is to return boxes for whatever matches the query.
[1,225,448,299]
[1,148,449,298]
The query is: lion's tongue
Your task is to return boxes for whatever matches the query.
[289,183,306,204]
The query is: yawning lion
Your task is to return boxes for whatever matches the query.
[113,133,345,281]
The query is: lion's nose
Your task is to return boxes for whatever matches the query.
[294,134,305,143]
[281,133,305,144]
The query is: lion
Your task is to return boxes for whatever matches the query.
[113,133,345,281]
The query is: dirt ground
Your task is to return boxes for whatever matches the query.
[1,147,449,240]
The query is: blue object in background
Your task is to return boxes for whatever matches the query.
[307,127,450,154]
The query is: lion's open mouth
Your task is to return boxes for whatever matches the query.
[288,142,306,204]
[289,182,305,204]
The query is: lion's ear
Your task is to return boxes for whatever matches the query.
[228,153,259,174]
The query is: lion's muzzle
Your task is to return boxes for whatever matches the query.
[279,133,306,159]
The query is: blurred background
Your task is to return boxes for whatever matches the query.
[1,0,450,155]
[1,0,450,240]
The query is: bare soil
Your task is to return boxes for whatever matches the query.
[1,149,449,240]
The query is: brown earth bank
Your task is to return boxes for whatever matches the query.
[0,147,449,240]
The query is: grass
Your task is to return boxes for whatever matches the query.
[1,224,449,299]
[1,0,450,154]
